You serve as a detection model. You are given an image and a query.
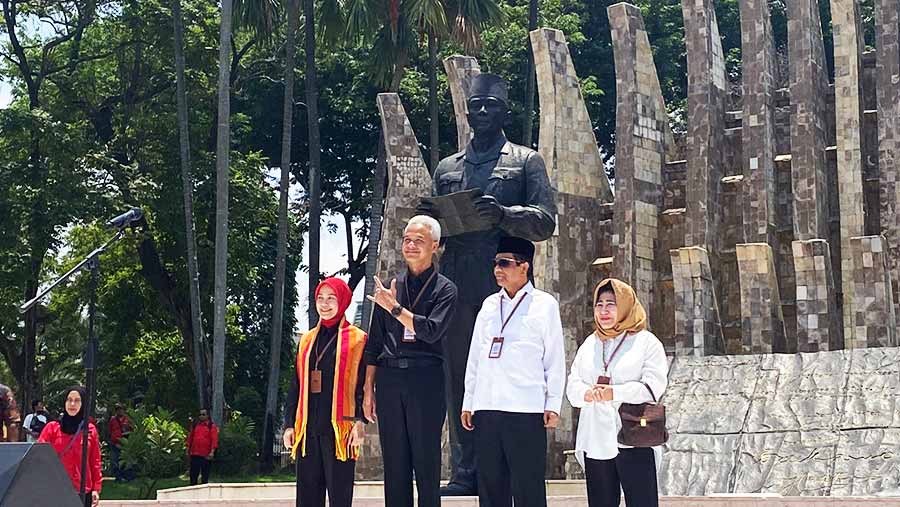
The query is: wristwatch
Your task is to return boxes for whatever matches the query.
[391,304,403,317]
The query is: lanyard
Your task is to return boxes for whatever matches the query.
[405,270,438,312]
[499,292,529,337]
[601,335,627,373]
[313,330,338,371]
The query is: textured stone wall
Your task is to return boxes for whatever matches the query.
[736,243,788,353]
[738,0,777,245]
[792,239,842,352]
[876,0,900,329]
[831,0,869,348]
[681,0,727,251]
[607,3,672,326]
[442,56,481,151]
[660,347,900,496]
[848,235,897,347]
[530,28,613,202]
[670,247,724,355]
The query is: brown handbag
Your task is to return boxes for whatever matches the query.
[617,382,668,447]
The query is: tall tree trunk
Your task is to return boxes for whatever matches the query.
[173,0,209,410]
[428,31,439,174]
[212,0,234,426]
[262,0,299,472]
[305,0,322,326]
[522,0,538,147]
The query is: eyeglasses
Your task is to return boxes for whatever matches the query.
[493,258,523,268]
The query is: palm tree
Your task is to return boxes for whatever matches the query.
[262,0,299,472]
[172,0,210,410]
[212,0,235,426]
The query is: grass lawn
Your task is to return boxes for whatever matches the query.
[101,472,295,500]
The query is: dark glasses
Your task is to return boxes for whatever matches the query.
[493,258,523,268]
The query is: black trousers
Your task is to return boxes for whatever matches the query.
[376,364,446,507]
[189,456,211,485]
[443,301,480,490]
[296,433,356,507]
[473,411,547,507]
[584,447,658,507]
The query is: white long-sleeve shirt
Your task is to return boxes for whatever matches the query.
[463,282,566,414]
[566,329,668,463]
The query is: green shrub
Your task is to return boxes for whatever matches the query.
[119,409,187,498]
[213,415,257,476]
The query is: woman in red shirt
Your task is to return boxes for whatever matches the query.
[38,386,102,507]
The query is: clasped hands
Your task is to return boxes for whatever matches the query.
[584,384,614,403]
[283,421,366,450]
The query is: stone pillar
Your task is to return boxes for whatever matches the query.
[607,3,672,321]
[876,0,900,327]
[373,93,434,285]
[830,0,868,348]
[738,0,777,245]
[442,55,481,151]
[787,0,831,241]
[670,247,724,356]
[681,0,726,251]
[735,244,788,353]
[530,28,613,203]
[792,239,842,351]
[530,28,617,476]
[848,235,897,347]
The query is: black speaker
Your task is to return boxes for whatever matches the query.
[0,443,82,507]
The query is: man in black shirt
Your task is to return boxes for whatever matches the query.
[364,215,458,507]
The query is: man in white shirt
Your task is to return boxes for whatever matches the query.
[22,399,49,443]
[461,237,565,507]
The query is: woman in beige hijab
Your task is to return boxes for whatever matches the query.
[565,278,668,507]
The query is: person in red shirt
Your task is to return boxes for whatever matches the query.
[186,408,219,485]
[108,403,133,481]
[38,386,102,507]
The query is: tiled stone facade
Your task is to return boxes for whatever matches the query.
[738,0,777,245]
[876,0,900,328]
[530,28,613,202]
[735,243,788,353]
[831,0,869,348]
[681,0,726,251]
[607,3,671,324]
[670,247,724,356]
[848,235,897,348]
[787,0,831,241]
[442,55,481,150]
[792,239,842,352]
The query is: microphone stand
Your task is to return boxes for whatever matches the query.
[20,227,128,504]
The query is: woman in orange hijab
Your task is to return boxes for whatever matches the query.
[565,278,668,507]
[282,277,367,507]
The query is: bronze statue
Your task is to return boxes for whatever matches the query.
[418,73,557,496]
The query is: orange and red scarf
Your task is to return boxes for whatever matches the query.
[291,318,367,461]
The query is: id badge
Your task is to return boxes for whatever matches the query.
[310,370,323,394]
[597,375,611,385]
[402,327,416,343]
[488,337,504,358]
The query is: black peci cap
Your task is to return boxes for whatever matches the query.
[468,74,509,103]
[497,236,535,261]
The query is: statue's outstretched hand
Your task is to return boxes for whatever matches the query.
[416,199,439,218]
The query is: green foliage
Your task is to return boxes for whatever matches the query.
[214,415,258,476]
[119,409,187,498]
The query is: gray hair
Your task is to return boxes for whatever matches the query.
[406,215,442,241]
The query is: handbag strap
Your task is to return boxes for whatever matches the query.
[641,382,657,403]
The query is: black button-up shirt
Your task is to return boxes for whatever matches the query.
[364,265,458,366]
[284,324,367,434]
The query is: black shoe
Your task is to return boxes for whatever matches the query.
[440,483,476,496]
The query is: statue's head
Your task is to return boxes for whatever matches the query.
[466,74,511,139]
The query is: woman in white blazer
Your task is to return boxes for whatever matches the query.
[566,278,668,507]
